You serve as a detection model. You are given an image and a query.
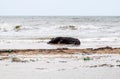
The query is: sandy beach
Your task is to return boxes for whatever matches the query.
[0,16,120,79]
[0,47,120,79]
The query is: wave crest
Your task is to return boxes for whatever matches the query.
[0,23,23,32]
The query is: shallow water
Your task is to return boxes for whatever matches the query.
[0,16,120,49]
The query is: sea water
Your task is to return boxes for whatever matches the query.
[0,16,120,49]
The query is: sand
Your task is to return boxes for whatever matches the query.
[0,46,120,55]
[0,47,120,79]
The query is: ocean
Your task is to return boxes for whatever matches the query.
[0,16,120,49]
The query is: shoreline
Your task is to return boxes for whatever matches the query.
[0,46,120,79]
[0,46,120,55]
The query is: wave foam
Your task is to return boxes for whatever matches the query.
[0,23,14,31]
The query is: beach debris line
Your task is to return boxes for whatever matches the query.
[12,57,28,62]
[48,37,80,45]
[0,46,120,55]
[0,49,14,53]
[94,46,113,50]
[12,57,22,62]
[0,57,9,60]
[89,64,114,68]
[57,48,69,50]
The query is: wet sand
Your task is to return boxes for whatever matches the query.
[0,46,120,55]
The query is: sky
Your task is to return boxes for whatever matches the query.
[0,0,120,16]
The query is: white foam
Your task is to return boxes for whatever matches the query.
[0,16,120,49]
[0,23,14,31]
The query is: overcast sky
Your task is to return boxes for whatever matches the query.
[0,0,120,16]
